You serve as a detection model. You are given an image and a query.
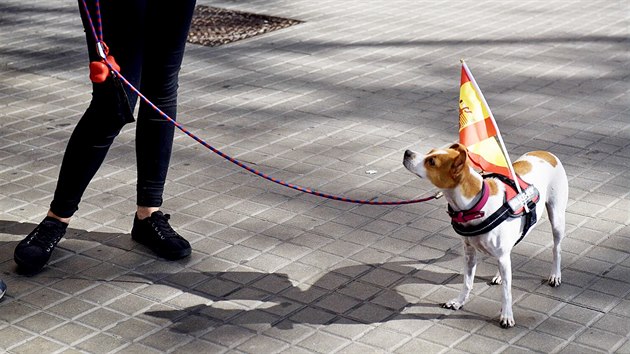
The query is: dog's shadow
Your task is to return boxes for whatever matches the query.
[133,253,492,332]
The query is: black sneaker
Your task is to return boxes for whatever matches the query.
[131,211,191,260]
[0,279,6,300]
[14,216,68,273]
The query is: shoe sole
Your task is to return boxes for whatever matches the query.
[14,255,47,275]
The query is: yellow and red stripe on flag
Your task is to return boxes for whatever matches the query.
[458,62,510,177]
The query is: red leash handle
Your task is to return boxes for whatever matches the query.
[88,41,120,83]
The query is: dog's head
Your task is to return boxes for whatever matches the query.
[403,143,469,189]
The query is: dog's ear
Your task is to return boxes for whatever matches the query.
[450,143,468,176]
[448,143,467,152]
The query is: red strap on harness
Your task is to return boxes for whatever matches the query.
[448,180,489,223]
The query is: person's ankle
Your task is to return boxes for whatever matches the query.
[136,206,160,220]
[46,210,71,224]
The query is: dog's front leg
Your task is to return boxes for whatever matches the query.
[497,255,515,328]
[443,242,476,310]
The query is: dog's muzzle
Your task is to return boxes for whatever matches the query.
[402,150,420,176]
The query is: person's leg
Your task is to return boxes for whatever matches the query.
[135,0,197,213]
[14,0,147,273]
[131,0,197,260]
[50,0,148,220]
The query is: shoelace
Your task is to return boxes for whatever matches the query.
[28,221,65,252]
[149,214,180,240]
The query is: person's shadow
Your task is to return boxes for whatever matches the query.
[134,253,493,333]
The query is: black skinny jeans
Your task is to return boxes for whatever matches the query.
[50,0,197,218]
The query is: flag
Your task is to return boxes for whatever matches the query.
[458,61,511,177]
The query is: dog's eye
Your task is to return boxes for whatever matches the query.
[426,157,436,167]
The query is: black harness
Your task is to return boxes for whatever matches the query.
[449,173,539,246]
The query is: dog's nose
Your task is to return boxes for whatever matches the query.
[404,150,414,159]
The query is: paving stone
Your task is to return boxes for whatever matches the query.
[75,333,128,354]
[76,307,127,330]
[615,340,630,354]
[0,325,35,350]
[575,327,626,352]
[556,343,608,354]
[357,327,411,351]
[571,289,620,312]
[297,331,350,353]
[347,302,395,323]
[393,337,446,354]
[15,311,65,334]
[453,333,506,354]
[513,330,566,353]
[0,301,40,323]
[9,336,65,354]
[236,334,289,353]
[202,324,256,348]
[18,287,68,309]
[106,318,159,342]
[535,317,586,340]
[120,343,165,354]
[263,321,315,345]
[611,299,630,317]
[45,322,93,346]
[417,324,469,347]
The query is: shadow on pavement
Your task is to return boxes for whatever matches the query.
[1,219,488,331]
[134,255,492,332]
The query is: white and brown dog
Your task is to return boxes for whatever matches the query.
[403,143,568,328]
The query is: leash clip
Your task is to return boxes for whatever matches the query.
[96,41,108,60]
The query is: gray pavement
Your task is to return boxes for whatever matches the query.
[1,0,629,352]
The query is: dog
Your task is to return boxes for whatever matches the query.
[403,143,568,328]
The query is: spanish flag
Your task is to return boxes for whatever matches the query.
[459,61,511,177]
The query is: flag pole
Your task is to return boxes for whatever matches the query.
[459,59,528,210]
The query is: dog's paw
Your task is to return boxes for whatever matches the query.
[548,275,562,287]
[490,275,503,285]
[442,300,464,310]
[499,315,515,328]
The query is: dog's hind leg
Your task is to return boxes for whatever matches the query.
[546,166,568,287]
[546,202,566,287]
[443,242,477,310]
